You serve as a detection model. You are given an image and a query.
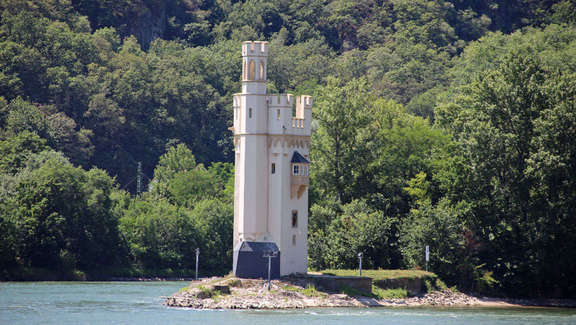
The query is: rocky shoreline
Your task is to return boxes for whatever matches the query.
[166,277,575,310]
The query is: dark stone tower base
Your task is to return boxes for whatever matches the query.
[233,241,280,279]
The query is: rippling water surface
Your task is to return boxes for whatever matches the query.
[1,282,575,325]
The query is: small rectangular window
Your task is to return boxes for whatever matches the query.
[277,109,280,120]
[271,163,276,174]
[293,164,299,175]
[292,210,298,228]
[249,108,252,118]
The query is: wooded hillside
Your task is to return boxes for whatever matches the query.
[1,0,575,297]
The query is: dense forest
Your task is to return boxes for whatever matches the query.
[1,0,576,298]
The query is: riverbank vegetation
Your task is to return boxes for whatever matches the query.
[1,0,575,298]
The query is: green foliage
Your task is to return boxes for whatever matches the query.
[0,131,48,174]
[311,77,372,204]
[118,198,198,269]
[475,268,500,296]
[2,149,124,270]
[372,286,408,299]
[399,198,476,289]
[436,42,576,296]
[309,200,398,270]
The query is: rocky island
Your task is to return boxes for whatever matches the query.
[166,274,576,310]
[165,276,482,309]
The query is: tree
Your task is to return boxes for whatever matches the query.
[5,150,125,271]
[0,131,48,174]
[190,198,233,274]
[309,200,398,270]
[400,173,476,289]
[436,52,576,296]
[311,77,371,204]
[118,197,199,269]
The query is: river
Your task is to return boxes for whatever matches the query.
[1,281,575,324]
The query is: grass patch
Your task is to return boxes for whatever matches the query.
[339,285,372,297]
[301,284,323,297]
[372,286,408,299]
[321,269,435,281]
[198,286,212,295]
[283,284,323,297]
[225,278,242,287]
[339,285,409,299]
[321,269,447,296]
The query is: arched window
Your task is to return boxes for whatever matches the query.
[259,61,265,80]
[249,60,255,80]
[243,60,247,80]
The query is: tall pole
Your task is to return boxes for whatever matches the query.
[358,252,363,276]
[195,248,200,280]
[267,255,272,291]
[263,251,277,290]
[425,245,429,272]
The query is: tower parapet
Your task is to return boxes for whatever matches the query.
[242,41,269,57]
[290,95,312,134]
[267,94,293,134]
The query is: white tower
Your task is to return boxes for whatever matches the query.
[232,41,313,277]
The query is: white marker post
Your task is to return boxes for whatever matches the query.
[358,252,363,276]
[425,245,429,272]
[195,248,200,280]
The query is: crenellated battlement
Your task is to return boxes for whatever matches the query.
[267,94,293,107]
[299,95,313,109]
[242,41,268,57]
[294,95,312,120]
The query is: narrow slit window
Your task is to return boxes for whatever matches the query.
[271,163,276,174]
[292,234,296,246]
[277,109,280,120]
[291,210,298,228]
[249,108,252,118]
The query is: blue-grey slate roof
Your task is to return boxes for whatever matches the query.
[291,151,309,163]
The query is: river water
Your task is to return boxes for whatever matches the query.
[1,281,575,325]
